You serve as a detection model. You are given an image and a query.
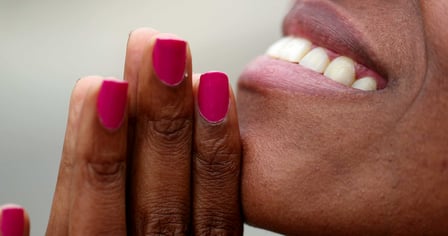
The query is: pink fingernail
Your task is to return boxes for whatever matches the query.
[152,38,187,86]
[1,205,24,236]
[198,72,230,123]
[97,80,128,131]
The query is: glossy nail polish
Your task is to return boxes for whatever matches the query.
[97,80,128,131]
[1,205,24,236]
[152,38,187,86]
[198,72,230,123]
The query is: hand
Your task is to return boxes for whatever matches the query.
[46,28,243,235]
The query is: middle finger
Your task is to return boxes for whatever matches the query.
[129,34,193,235]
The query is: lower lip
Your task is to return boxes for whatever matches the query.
[238,56,384,97]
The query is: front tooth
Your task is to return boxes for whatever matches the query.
[266,37,293,58]
[299,47,330,73]
[352,77,377,91]
[324,56,356,86]
[279,38,312,63]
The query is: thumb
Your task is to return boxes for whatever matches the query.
[0,204,30,236]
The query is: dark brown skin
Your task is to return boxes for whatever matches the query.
[239,0,448,235]
[45,29,243,235]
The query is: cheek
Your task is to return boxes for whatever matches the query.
[238,85,448,234]
[422,2,448,68]
[238,89,394,234]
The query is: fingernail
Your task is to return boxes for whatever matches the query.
[152,38,187,86]
[97,80,129,131]
[198,71,230,123]
[1,205,24,236]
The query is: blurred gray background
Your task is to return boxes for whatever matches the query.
[0,1,289,235]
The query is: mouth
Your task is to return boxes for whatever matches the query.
[266,36,386,91]
[239,1,388,94]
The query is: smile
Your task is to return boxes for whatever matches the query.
[239,1,392,96]
[266,36,386,91]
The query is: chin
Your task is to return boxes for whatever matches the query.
[237,0,448,235]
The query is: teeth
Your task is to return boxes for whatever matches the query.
[266,37,292,59]
[266,36,381,91]
[299,47,330,73]
[323,56,356,86]
[266,37,312,63]
[352,77,377,91]
[281,38,312,63]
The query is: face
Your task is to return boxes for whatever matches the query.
[237,0,448,235]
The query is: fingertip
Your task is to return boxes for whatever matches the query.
[1,204,30,236]
[128,27,159,40]
[72,76,106,103]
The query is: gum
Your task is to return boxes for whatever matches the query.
[322,46,387,90]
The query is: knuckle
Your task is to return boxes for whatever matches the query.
[195,152,240,181]
[85,156,125,192]
[197,133,241,162]
[195,136,241,180]
[144,218,189,235]
[144,116,193,145]
[139,206,190,235]
[195,214,242,236]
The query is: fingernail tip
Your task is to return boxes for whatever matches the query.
[1,204,25,215]
[201,71,229,79]
[155,37,187,46]
[1,204,24,210]
[102,78,129,86]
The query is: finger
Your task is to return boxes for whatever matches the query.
[123,29,159,224]
[192,72,243,235]
[124,28,158,223]
[129,34,193,235]
[68,77,129,235]
[124,28,159,117]
[46,78,93,235]
[1,204,30,236]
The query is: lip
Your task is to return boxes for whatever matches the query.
[239,0,388,95]
[239,56,376,97]
[283,1,387,79]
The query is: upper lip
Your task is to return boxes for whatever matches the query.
[282,0,387,79]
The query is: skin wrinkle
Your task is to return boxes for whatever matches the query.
[388,1,428,127]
